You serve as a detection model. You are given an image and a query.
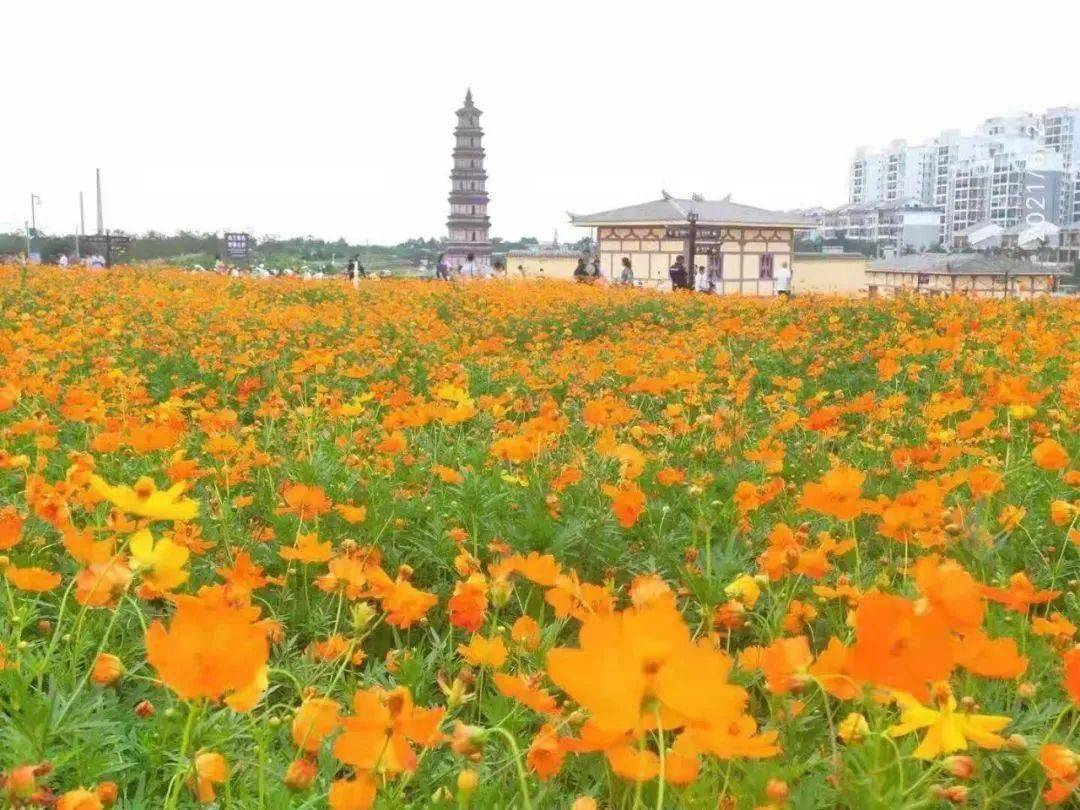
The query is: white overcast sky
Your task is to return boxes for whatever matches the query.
[3,0,1079,244]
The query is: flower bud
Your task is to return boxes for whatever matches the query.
[284,758,318,791]
[765,778,789,801]
[92,653,124,686]
[450,722,486,761]
[350,602,377,633]
[95,781,119,805]
[1016,682,1036,700]
[134,699,155,718]
[457,769,478,799]
[1006,734,1027,752]
[932,785,968,804]
[943,755,975,779]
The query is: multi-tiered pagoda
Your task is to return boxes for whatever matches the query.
[444,89,491,271]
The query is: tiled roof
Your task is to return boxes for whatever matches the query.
[570,196,812,228]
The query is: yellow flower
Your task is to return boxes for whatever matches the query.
[888,683,1010,759]
[91,475,199,522]
[724,574,761,609]
[129,529,190,591]
[838,712,870,743]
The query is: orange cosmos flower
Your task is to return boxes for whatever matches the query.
[507,551,562,587]
[1040,744,1079,805]
[75,560,133,607]
[292,697,342,752]
[62,528,115,565]
[628,573,675,609]
[432,464,464,485]
[526,723,566,780]
[0,506,23,550]
[1032,438,1069,471]
[328,775,377,810]
[56,789,102,810]
[911,555,985,635]
[1050,500,1077,527]
[190,752,228,803]
[280,482,332,521]
[448,575,488,632]
[279,533,333,564]
[333,687,444,775]
[965,465,1003,499]
[145,590,269,703]
[547,600,758,737]
[511,615,541,650]
[458,634,508,669]
[4,565,61,592]
[1032,612,1077,641]
[739,636,813,694]
[952,630,1028,679]
[335,503,367,524]
[981,572,1060,613]
[494,671,560,715]
[798,466,867,522]
[1065,647,1080,707]
[366,567,438,628]
[601,482,645,528]
[808,637,860,700]
[216,552,269,600]
[846,593,953,701]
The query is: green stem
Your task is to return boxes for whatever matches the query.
[165,700,201,810]
[487,726,534,810]
[654,708,666,810]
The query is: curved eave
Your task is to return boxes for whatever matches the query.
[570,217,813,230]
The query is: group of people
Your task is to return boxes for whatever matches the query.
[666,255,793,297]
[572,256,603,282]
[345,256,368,288]
[571,254,794,297]
[434,253,509,281]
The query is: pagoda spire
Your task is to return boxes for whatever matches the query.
[444,90,492,271]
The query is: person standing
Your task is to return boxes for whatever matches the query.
[620,257,634,285]
[695,264,711,293]
[590,255,601,280]
[774,260,793,298]
[573,257,589,282]
[58,254,69,269]
[461,253,477,279]
[668,255,689,291]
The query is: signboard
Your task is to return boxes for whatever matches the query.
[225,232,252,259]
[83,234,130,255]
[665,224,722,240]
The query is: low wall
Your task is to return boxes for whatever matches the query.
[506,253,582,281]
[792,253,868,295]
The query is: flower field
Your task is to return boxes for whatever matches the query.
[0,266,1078,809]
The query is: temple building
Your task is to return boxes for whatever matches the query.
[570,194,812,293]
[444,90,492,270]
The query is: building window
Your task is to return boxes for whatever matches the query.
[759,254,774,280]
[471,231,476,241]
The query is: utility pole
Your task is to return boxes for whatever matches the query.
[686,212,699,290]
[30,194,39,233]
[24,221,30,259]
[76,192,85,259]
[95,168,104,234]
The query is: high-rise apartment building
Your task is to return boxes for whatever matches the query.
[849,106,1080,247]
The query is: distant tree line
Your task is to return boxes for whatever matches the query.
[0,230,552,268]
